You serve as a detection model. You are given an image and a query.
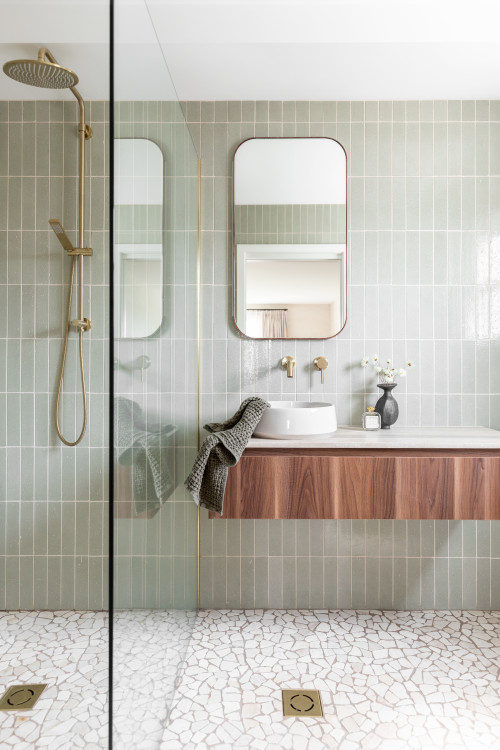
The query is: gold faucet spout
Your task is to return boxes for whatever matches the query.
[282,355,296,378]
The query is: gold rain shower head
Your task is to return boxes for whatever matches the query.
[3,57,78,89]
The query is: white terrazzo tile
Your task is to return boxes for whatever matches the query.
[112,609,196,749]
[162,610,500,750]
[3,609,500,749]
[0,611,108,750]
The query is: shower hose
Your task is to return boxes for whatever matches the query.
[55,256,87,446]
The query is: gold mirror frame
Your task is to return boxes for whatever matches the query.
[231,136,348,340]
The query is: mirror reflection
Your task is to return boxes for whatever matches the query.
[114,138,164,338]
[233,137,347,339]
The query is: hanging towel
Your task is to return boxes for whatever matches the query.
[114,397,176,514]
[185,396,270,515]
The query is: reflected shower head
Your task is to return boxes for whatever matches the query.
[49,219,74,253]
[3,58,78,89]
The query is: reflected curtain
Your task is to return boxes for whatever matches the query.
[246,309,288,337]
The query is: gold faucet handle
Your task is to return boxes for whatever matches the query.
[281,355,296,378]
[313,356,328,384]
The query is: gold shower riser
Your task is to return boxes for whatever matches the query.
[4,48,92,446]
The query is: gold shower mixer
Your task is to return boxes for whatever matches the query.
[70,318,91,332]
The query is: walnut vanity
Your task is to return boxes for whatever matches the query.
[210,427,500,521]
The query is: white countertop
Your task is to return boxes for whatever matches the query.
[247,426,500,450]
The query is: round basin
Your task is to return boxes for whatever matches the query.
[253,401,337,440]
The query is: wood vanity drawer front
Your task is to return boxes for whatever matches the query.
[373,456,500,520]
[214,454,373,519]
[373,457,454,519]
[455,457,500,519]
[326,457,373,519]
[212,450,500,520]
[221,456,291,519]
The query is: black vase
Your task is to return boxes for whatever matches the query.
[375,383,399,429]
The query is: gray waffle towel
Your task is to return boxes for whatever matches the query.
[185,397,270,515]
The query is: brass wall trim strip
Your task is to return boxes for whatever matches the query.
[282,689,323,717]
[196,157,202,611]
[0,684,47,711]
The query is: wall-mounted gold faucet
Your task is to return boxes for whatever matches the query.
[314,356,328,384]
[282,356,296,378]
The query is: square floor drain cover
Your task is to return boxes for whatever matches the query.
[0,684,47,711]
[282,689,323,717]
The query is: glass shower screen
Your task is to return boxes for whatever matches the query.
[111,3,200,747]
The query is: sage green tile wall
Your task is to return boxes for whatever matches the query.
[0,100,109,610]
[114,204,162,244]
[0,99,199,612]
[184,100,500,610]
[113,102,199,609]
[235,204,346,244]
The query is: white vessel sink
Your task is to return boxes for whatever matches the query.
[253,401,337,440]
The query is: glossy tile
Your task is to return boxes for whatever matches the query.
[190,100,500,610]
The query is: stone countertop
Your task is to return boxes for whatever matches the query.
[247,426,500,450]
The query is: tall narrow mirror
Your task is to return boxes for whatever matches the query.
[233,137,347,339]
[114,138,164,338]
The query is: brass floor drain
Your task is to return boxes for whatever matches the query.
[282,689,323,717]
[0,684,47,711]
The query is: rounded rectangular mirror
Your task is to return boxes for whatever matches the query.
[114,138,164,339]
[233,137,347,339]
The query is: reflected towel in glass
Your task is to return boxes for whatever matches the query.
[114,397,176,514]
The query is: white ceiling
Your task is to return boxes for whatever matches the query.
[148,0,500,100]
[0,0,110,99]
[1,0,500,101]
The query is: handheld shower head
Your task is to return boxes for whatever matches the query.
[49,219,74,253]
[3,58,78,89]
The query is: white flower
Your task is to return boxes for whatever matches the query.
[374,366,382,373]
[399,368,407,377]
[382,368,392,376]
[372,354,379,363]
[406,360,415,368]
[386,359,392,365]
[361,357,369,367]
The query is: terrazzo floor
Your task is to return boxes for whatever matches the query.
[113,610,196,749]
[2,609,500,749]
[0,611,108,750]
[163,610,500,750]
[0,609,196,750]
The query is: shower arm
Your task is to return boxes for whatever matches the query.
[40,47,92,322]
